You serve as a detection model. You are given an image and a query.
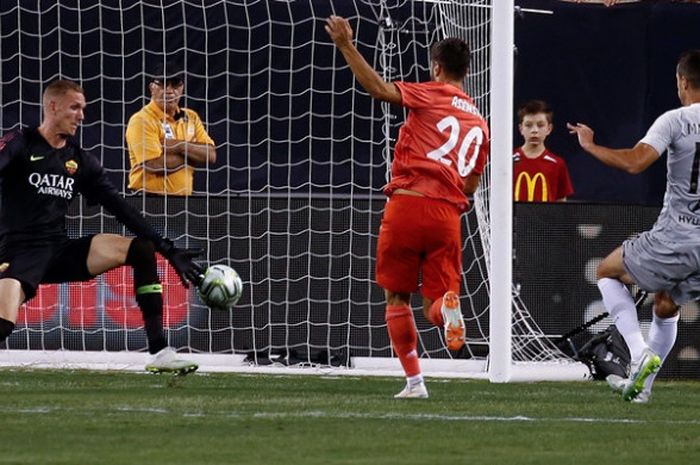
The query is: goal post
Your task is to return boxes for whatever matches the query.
[489,0,515,383]
[0,0,589,381]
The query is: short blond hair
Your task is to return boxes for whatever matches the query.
[43,79,84,104]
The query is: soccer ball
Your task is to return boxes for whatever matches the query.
[198,264,243,309]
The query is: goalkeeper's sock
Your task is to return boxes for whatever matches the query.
[385,304,420,377]
[138,291,167,355]
[427,296,444,327]
[0,317,15,343]
[644,312,679,392]
[126,238,159,285]
[127,238,167,355]
[598,278,647,361]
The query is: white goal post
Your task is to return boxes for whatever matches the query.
[489,0,516,382]
[0,0,589,382]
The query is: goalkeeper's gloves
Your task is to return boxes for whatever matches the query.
[157,238,204,288]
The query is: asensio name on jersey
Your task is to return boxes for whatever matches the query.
[386,81,489,211]
[450,95,481,116]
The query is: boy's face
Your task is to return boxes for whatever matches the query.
[519,113,552,146]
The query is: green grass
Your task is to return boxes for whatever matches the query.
[1,370,699,464]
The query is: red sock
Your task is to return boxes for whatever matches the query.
[428,297,444,327]
[385,304,421,377]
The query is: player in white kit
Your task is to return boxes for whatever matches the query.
[568,50,700,403]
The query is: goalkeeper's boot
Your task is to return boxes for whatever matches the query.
[622,348,661,402]
[441,291,465,351]
[146,347,198,376]
[394,382,429,399]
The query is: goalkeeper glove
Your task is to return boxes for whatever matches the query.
[157,238,204,288]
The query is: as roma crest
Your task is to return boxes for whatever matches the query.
[65,159,78,175]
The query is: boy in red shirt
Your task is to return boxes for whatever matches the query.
[326,16,490,398]
[513,100,573,202]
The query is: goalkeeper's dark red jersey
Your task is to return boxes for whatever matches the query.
[0,127,161,244]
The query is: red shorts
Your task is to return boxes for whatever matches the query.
[375,194,462,301]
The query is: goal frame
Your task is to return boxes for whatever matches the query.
[0,0,589,382]
[489,0,515,383]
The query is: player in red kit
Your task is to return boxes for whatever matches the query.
[326,16,490,398]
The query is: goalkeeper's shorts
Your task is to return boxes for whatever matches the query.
[0,235,95,301]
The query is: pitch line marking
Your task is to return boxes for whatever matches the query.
[7,407,700,425]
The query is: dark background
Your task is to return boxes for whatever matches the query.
[3,1,700,203]
[515,0,700,204]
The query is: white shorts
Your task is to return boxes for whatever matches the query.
[623,229,700,305]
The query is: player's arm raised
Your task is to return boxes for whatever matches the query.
[567,122,659,174]
[325,15,402,105]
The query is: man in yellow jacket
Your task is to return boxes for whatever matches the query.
[126,62,216,196]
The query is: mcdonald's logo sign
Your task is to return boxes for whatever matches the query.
[515,171,548,202]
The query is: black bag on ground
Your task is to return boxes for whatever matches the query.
[576,324,630,380]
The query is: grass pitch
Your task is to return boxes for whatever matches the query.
[1,370,699,465]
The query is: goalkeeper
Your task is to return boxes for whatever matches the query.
[0,79,202,375]
[326,16,490,398]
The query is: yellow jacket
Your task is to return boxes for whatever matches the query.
[126,100,214,195]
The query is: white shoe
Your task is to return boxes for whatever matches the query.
[145,347,198,376]
[394,382,429,399]
[441,291,465,351]
[622,348,661,402]
[606,374,626,393]
[631,390,652,404]
[606,374,652,403]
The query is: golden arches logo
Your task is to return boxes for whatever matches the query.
[515,172,548,202]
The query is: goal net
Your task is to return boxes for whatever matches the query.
[0,0,587,380]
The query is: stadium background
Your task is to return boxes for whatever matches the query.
[1,0,699,378]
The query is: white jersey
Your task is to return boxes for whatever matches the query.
[640,102,700,241]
